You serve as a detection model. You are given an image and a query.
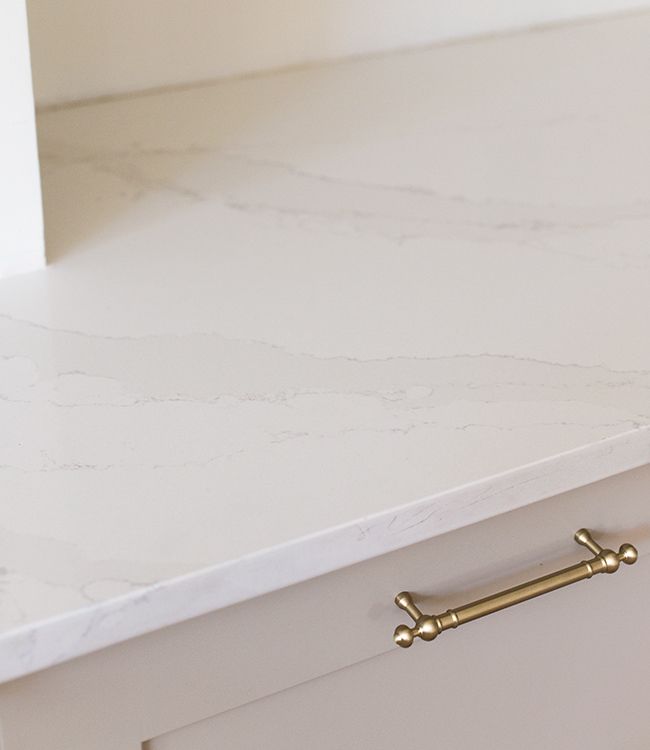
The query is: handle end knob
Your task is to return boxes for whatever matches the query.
[619,543,638,566]
[393,615,440,647]
[394,624,415,648]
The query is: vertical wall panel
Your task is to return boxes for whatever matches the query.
[0,0,44,277]
[28,0,649,106]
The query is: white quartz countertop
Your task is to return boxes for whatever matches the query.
[2,12,650,684]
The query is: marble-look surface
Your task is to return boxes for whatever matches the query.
[2,12,650,684]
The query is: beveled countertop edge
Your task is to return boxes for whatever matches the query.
[2,426,650,685]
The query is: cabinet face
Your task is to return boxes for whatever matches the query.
[148,548,650,750]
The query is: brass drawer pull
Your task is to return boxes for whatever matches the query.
[393,529,637,648]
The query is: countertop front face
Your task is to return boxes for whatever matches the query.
[1,12,650,682]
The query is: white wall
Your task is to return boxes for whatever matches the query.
[0,0,44,278]
[28,0,648,107]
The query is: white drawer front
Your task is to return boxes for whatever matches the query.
[149,551,649,750]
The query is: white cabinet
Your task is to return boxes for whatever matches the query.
[150,557,649,749]
[1,466,648,749]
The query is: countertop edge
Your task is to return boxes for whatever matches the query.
[3,426,650,685]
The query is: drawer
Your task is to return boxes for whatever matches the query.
[1,465,649,749]
[148,551,650,750]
